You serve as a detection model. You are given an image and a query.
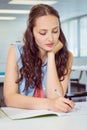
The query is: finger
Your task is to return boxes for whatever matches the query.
[55,40,63,52]
[62,98,75,109]
[57,102,71,112]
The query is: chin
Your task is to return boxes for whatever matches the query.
[46,48,52,51]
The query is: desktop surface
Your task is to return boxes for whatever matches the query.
[0,114,87,130]
[0,102,87,130]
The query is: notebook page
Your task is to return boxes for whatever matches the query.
[1,107,57,119]
[1,102,87,119]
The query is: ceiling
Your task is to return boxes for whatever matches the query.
[0,0,87,21]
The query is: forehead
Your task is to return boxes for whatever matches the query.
[34,15,59,29]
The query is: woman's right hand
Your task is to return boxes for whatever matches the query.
[50,97,75,112]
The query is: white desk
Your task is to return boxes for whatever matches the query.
[0,75,5,83]
[0,102,87,130]
[0,115,87,130]
[72,65,87,71]
[0,111,87,130]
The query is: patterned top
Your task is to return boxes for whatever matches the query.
[14,43,47,97]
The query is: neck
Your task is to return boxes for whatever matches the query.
[39,52,47,64]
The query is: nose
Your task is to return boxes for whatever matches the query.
[47,33,53,42]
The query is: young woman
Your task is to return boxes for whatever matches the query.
[4,4,74,112]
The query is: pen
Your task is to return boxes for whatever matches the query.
[54,89,72,108]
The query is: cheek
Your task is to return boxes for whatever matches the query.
[58,30,60,39]
[55,32,60,41]
[34,34,43,46]
[54,34,59,43]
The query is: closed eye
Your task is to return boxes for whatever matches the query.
[39,32,46,35]
[53,30,58,33]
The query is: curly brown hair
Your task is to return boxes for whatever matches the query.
[17,4,69,91]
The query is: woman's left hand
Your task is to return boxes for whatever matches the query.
[52,40,63,54]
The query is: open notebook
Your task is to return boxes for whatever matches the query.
[0,102,87,120]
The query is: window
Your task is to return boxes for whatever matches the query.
[80,17,87,57]
[61,16,87,57]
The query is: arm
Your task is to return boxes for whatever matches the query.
[4,44,74,112]
[46,40,73,98]
[4,45,50,110]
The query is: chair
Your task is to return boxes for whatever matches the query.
[66,70,87,101]
[70,71,83,92]
[65,91,87,100]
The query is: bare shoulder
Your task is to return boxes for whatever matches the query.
[68,51,73,69]
[68,51,73,62]
[7,44,16,59]
[6,44,17,65]
[8,44,15,53]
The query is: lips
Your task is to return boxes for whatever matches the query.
[46,43,54,47]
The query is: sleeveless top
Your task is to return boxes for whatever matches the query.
[14,43,47,97]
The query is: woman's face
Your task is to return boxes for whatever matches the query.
[33,15,60,54]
